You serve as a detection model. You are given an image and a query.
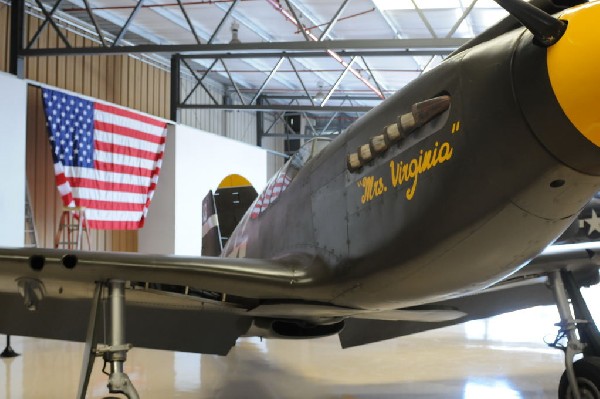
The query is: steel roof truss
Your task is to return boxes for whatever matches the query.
[284,0,384,98]
[81,0,106,46]
[220,59,245,105]
[28,0,71,49]
[112,0,145,47]
[318,0,351,41]
[181,58,219,105]
[182,58,219,105]
[321,56,356,107]
[302,112,318,136]
[449,0,478,38]
[176,0,201,44]
[411,0,438,38]
[207,0,240,45]
[283,0,311,42]
[288,58,314,106]
[360,56,386,100]
[264,100,296,135]
[321,98,347,135]
[251,57,285,105]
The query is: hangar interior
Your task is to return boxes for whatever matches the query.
[0,0,511,253]
[2,1,600,398]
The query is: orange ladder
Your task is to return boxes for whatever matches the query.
[54,206,91,250]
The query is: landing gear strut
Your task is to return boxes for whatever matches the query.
[78,280,139,399]
[549,270,600,399]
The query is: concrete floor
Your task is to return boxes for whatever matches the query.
[3,287,600,399]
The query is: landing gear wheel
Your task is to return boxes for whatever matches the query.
[559,357,600,399]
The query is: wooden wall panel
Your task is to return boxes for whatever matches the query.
[0,4,9,72]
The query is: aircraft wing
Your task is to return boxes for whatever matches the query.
[0,247,319,355]
[0,243,599,354]
[340,242,600,348]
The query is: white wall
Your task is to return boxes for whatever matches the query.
[139,124,268,256]
[0,72,26,247]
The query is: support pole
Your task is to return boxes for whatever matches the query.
[170,54,181,122]
[256,95,264,147]
[9,0,25,78]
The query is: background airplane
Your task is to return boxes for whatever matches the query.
[2,0,600,398]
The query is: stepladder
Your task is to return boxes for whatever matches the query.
[54,206,91,250]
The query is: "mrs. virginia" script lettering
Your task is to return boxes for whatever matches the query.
[389,141,454,200]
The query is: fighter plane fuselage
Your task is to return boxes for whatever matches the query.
[223,2,600,310]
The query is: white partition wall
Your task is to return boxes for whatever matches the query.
[139,124,268,255]
[0,72,26,247]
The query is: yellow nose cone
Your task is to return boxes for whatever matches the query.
[547,1,600,147]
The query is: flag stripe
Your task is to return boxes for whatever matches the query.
[88,220,145,230]
[86,209,145,222]
[95,102,167,129]
[62,165,151,187]
[94,149,157,171]
[94,160,154,178]
[95,131,164,154]
[94,140,162,162]
[76,198,145,212]
[64,176,149,194]
[95,121,166,145]
[70,187,147,204]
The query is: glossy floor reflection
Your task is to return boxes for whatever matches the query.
[3,286,600,399]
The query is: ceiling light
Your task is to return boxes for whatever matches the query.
[230,21,241,44]
[314,82,325,103]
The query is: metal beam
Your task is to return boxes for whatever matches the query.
[207,0,240,44]
[20,38,467,57]
[221,59,245,105]
[82,0,106,46]
[170,54,181,122]
[288,58,314,106]
[181,58,219,105]
[113,0,145,47]
[321,56,356,107]
[283,0,311,42]
[177,0,201,44]
[318,0,351,41]
[360,56,387,100]
[179,49,453,59]
[181,58,218,105]
[32,0,71,48]
[251,57,285,105]
[264,94,380,101]
[178,104,372,113]
[9,0,25,77]
[263,133,332,139]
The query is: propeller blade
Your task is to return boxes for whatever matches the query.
[494,0,567,46]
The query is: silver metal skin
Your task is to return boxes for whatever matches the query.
[550,271,585,399]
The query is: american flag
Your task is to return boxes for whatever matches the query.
[42,88,168,230]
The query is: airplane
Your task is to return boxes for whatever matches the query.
[1,0,600,397]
